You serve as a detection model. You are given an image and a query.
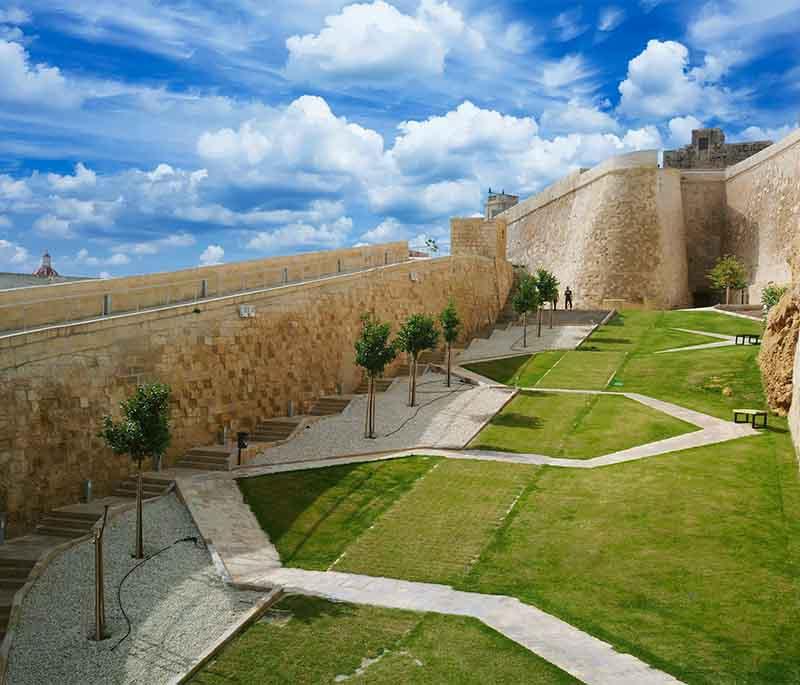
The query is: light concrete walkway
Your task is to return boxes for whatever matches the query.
[457,323,594,364]
[255,567,683,685]
[236,388,758,476]
[656,328,737,354]
[174,469,684,685]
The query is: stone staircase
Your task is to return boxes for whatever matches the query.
[175,446,233,471]
[354,378,393,394]
[34,510,101,539]
[309,396,351,416]
[251,417,303,443]
[112,474,174,499]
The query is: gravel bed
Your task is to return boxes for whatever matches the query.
[253,371,515,465]
[6,494,265,685]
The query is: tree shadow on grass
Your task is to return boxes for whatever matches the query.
[268,594,356,625]
[490,413,544,430]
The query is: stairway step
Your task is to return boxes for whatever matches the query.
[0,567,30,581]
[0,559,36,571]
[175,460,229,471]
[49,510,100,523]
[34,525,92,539]
[0,579,26,591]
[37,516,96,531]
[185,448,232,458]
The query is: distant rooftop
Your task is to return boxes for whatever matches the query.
[0,252,94,291]
[0,272,93,291]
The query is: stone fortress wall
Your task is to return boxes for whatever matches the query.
[0,236,512,533]
[663,127,772,170]
[0,242,409,334]
[501,151,690,309]
[498,127,800,308]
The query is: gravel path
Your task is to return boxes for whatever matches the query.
[251,371,515,466]
[6,494,265,685]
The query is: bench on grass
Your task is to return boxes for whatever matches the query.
[733,409,768,428]
[735,333,760,345]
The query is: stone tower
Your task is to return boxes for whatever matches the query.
[33,251,59,279]
[663,128,772,169]
[485,189,519,219]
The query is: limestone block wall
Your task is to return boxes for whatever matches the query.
[724,128,800,302]
[0,254,512,533]
[0,242,409,334]
[505,151,690,309]
[451,217,507,260]
[680,171,727,302]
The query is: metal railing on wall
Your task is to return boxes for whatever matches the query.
[0,254,409,338]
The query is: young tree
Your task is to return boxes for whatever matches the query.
[99,383,171,559]
[512,273,539,347]
[396,314,440,406]
[761,282,788,316]
[535,269,560,330]
[354,314,397,438]
[425,238,439,255]
[708,255,747,305]
[439,299,462,387]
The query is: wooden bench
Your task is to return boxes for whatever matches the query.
[734,333,760,345]
[733,409,768,428]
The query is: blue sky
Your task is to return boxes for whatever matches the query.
[0,0,798,277]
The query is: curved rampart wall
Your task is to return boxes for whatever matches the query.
[724,128,800,301]
[505,151,690,309]
[0,255,512,533]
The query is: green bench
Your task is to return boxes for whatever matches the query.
[733,409,768,428]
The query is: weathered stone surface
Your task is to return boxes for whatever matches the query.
[760,290,800,415]
[504,151,690,309]
[0,254,511,533]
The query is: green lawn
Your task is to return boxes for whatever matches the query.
[469,391,697,458]
[462,429,800,685]
[335,459,537,584]
[238,457,438,569]
[237,310,798,684]
[462,353,531,384]
[190,595,580,684]
[535,350,625,389]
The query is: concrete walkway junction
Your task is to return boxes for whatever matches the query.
[1,313,765,684]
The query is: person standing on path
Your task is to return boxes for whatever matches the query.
[564,286,573,310]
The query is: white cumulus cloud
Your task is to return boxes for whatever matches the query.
[199,244,225,266]
[0,39,81,108]
[247,217,353,252]
[285,0,484,83]
[48,162,97,191]
[618,39,735,120]
[0,238,28,266]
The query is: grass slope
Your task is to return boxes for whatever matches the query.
[470,391,697,458]
[335,459,538,584]
[238,457,438,569]
[462,429,800,684]
[190,595,580,684]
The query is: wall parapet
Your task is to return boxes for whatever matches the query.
[725,127,800,181]
[0,242,409,336]
[502,150,659,224]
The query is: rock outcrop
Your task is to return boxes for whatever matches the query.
[760,290,800,415]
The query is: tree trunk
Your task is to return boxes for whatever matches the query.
[522,312,527,347]
[549,303,554,329]
[408,354,414,406]
[725,286,730,305]
[135,462,144,559]
[364,376,371,438]
[369,377,376,438]
[537,307,542,337]
[410,356,417,406]
[446,343,452,388]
